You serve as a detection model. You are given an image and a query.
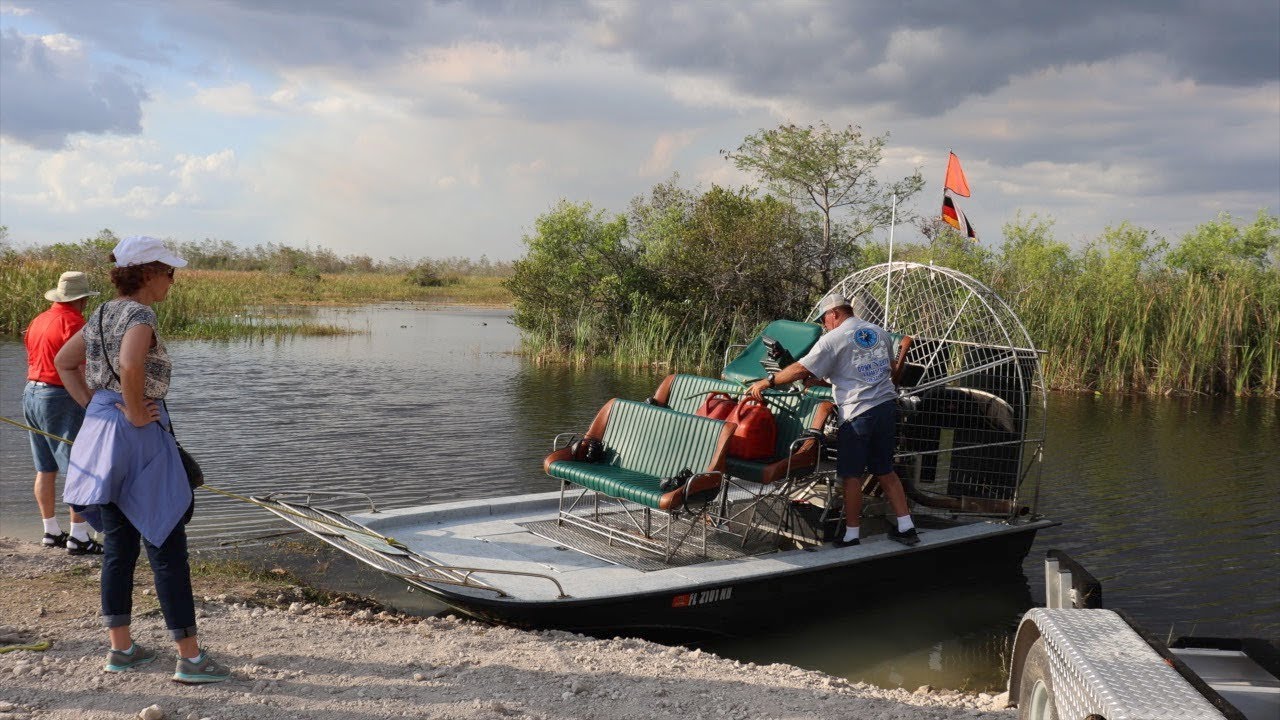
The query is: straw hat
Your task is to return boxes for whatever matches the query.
[44,272,100,302]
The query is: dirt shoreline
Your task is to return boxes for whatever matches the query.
[0,537,1013,720]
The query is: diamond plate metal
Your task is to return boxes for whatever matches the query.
[1025,608,1226,720]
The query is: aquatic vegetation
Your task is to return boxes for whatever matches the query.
[0,257,512,340]
[511,197,1279,397]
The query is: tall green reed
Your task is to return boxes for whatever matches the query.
[2,259,512,340]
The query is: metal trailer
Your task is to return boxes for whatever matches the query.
[1007,551,1280,720]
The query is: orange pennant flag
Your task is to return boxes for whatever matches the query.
[944,152,971,198]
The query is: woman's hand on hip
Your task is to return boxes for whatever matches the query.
[115,400,160,427]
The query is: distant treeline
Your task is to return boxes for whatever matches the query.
[508,185,1279,396]
[1,229,514,281]
[0,227,513,339]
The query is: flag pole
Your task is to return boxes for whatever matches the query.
[884,192,897,328]
[934,149,950,264]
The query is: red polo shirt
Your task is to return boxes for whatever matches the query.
[25,302,87,385]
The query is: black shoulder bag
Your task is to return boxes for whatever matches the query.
[98,308,204,489]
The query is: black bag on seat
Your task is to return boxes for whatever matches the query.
[571,437,605,463]
[659,467,694,493]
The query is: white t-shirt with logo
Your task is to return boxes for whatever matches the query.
[797,316,896,422]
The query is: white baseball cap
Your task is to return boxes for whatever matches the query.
[817,293,851,315]
[112,235,188,268]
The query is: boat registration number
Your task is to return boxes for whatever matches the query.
[671,587,733,608]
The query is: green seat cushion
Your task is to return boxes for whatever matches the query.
[722,320,822,385]
[807,385,832,401]
[547,462,666,507]
[664,375,744,415]
[725,456,769,484]
[549,399,727,509]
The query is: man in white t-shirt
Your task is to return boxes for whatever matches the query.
[747,293,918,547]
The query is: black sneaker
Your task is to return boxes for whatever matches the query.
[42,531,68,548]
[833,537,861,548]
[888,527,920,546]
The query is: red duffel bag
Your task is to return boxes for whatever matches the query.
[728,397,776,460]
[695,392,738,421]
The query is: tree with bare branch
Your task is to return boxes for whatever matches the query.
[724,122,924,291]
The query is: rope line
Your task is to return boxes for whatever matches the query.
[1,415,73,445]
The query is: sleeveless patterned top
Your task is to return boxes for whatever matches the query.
[83,299,172,399]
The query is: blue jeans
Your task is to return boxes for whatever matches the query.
[99,503,197,640]
[22,382,85,473]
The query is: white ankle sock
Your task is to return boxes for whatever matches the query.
[69,522,91,542]
[43,518,61,536]
[183,651,204,663]
[896,516,914,533]
[843,526,860,542]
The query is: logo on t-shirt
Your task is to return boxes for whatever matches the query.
[853,327,878,349]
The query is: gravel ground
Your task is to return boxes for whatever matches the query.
[0,537,1014,720]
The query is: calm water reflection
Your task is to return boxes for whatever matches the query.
[1,305,1276,691]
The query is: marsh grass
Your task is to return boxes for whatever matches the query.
[1010,269,1278,397]
[1,259,513,340]
[521,310,751,374]
[520,263,1278,396]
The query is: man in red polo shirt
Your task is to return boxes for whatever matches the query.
[23,271,101,553]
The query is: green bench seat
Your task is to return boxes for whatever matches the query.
[543,399,734,510]
[721,319,823,385]
[650,374,835,485]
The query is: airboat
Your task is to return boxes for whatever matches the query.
[255,263,1057,636]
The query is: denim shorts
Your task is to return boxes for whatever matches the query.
[22,382,85,473]
[835,399,897,478]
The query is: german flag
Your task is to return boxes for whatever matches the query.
[942,191,977,240]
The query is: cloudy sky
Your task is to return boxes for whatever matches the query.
[2,1,1277,260]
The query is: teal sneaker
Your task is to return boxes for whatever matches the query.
[173,651,231,684]
[104,643,157,672]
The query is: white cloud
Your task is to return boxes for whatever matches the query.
[403,42,527,85]
[1,136,238,222]
[193,83,262,116]
[37,32,80,54]
[1,4,1274,258]
[639,131,696,177]
[506,158,545,178]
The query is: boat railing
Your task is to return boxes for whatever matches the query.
[722,342,749,372]
[252,496,573,601]
[392,566,570,600]
[259,489,381,514]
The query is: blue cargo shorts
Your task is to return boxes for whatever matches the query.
[835,399,897,478]
[22,381,85,473]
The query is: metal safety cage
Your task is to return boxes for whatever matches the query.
[810,262,1048,520]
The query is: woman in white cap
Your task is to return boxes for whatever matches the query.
[23,271,100,553]
[54,236,230,684]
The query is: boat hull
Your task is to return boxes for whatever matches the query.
[415,521,1043,638]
